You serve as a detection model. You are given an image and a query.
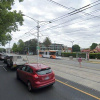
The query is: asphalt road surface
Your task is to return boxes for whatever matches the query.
[0,60,100,100]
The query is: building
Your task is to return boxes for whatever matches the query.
[91,44,100,53]
[40,43,64,51]
[81,49,90,52]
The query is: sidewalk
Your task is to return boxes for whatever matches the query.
[68,57,100,64]
[87,59,100,64]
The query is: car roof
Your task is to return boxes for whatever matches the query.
[26,63,50,70]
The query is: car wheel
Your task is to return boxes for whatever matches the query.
[27,81,32,92]
[50,83,54,86]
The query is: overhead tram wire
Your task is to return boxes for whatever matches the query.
[21,7,100,39]
[21,10,100,39]
[38,11,100,33]
[47,0,100,22]
[50,2,100,23]
[19,1,100,39]
[23,0,100,38]
[33,2,100,33]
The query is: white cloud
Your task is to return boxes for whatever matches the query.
[1,0,100,49]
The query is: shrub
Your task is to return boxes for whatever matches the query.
[61,52,76,58]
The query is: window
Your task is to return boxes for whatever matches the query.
[26,66,33,73]
[17,56,22,59]
[40,52,43,54]
[50,52,56,55]
[22,66,26,71]
[36,68,52,75]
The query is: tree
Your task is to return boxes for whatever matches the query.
[0,48,6,52]
[0,0,24,46]
[72,44,80,52]
[90,43,98,50]
[17,39,25,54]
[12,43,18,52]
[43,37,51,49]
[25,39,37,54]
[0,34,12,46]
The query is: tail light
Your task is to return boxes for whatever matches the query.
[34,74,39,79]
[52,71,55,75]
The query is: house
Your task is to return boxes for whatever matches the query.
[91,45,100,53]
[81,49,90,52]
[64,47,72,53]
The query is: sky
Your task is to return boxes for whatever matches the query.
[2,0,100,49]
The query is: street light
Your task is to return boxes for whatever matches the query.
[22,14,51,64]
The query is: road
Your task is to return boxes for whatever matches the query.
[22,55,100,91]
[0,60,100,100]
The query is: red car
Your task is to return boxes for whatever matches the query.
[16,63,55,91]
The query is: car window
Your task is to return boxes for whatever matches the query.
[22,66,26,71]
[18,65,24,70]
[26,66,33,73]
[36,68,52,75]
[17,56,22,59]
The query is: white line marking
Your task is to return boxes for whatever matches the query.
[3,67,7,71]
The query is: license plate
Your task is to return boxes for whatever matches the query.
[45,76,49,80]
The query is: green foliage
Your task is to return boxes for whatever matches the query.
[72,44,80,52]
[25,39,37,54]
[90,43,98,50]
[12,43,17,52]
[0,0,24,46]
[17,39,25,54]
[0,34,12,45]
[61,52,76,57]
[43,37,51,47]
[61,52,100,59]
[89,53,100,59]
[0,48,6,52]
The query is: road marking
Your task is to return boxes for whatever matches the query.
[56,79,100,100]
[3,67,7,71]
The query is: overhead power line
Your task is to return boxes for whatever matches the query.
[47,0,100,22]
[18,0,100,40]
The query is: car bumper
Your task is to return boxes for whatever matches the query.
[32,79,55,89]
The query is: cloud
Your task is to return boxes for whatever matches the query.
[2,0,100,49]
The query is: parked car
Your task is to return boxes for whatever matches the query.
[0,53,7,60]
[6,55,27,69]
[4,54,9,63]
[16,64,55,91]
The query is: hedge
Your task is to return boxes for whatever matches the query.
[89,53,100,59]
[61,52,100,59]
[61,52,76,58]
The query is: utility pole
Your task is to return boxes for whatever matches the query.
[70,41,74,52]
[37,21,40,64]
[22,14,51,64]
[9,41,10,54]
